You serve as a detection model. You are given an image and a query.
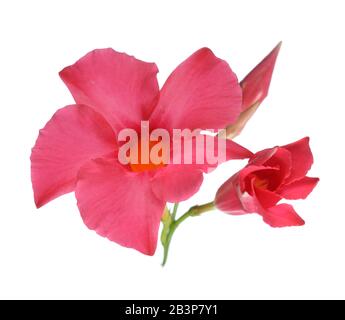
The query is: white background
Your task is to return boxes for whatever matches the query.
[0,0,343,299]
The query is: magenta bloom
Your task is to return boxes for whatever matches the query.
[31,48,252,254]
[215,138,319,227]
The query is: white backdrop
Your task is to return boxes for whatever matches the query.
[0,0,343,299]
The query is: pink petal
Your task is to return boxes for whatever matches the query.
[60,49,159,134]
[150,48,242,131]
[282,137,314,183]
[151,166,203,202]
[278,176,319,200]
[264,148,291,179]
[249,146,292,183]
[248,147,277,165]
[75,157,165,255]
[262,204,305,227]
[225,140,254,161]
[238,165,280,193]
[253,186,282,208]
[31,105,116,208]
[215,173,249,215]
[171,135,252,170]
[241,42,282,111]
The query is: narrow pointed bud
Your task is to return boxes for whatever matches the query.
[241,41,282,111]
[220,42,282,139]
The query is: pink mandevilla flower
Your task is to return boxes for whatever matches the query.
[215,137,319,227]
[31,48,252,255]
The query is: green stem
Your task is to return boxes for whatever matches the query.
[171,203,179,220]
[161,201,215,266]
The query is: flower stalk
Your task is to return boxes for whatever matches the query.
[161,201,215,266]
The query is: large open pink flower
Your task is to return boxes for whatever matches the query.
[31,48,252,255]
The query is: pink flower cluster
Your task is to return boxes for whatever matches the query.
[31,42,318,261]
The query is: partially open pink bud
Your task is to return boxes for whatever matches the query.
[214,137,319,227]
[221,42,282,139]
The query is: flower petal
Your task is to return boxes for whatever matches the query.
[277,176,319,200]
[171,134,253,172]
[262,204,305,227]
[225,140,254,161]
[31,105,116,208]
[253,186,282,208]
[249,147,292,183]
[248,147,277,165]
[150,48,242,131]
[151,166,203,202]
[264,148,292,180]
[60,48,159,133]
[215,173,249,215]
[282,137,314,183]
[75,157,165,255]
[238,165,280,193]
